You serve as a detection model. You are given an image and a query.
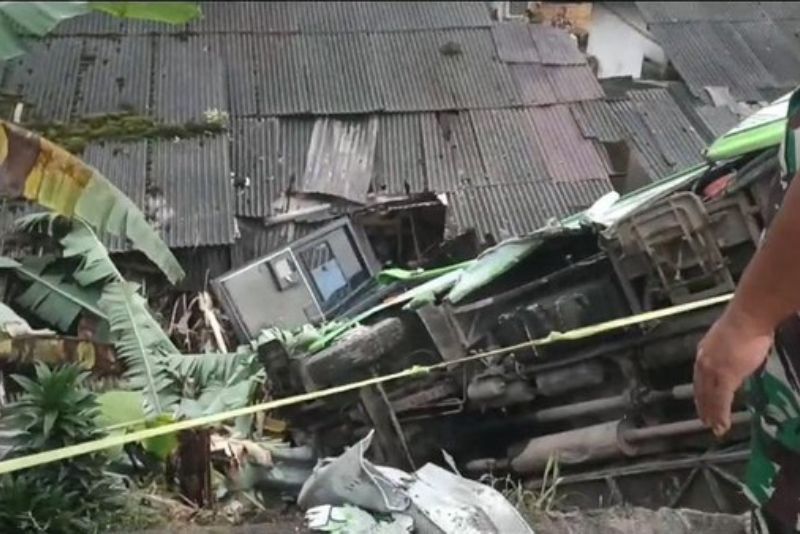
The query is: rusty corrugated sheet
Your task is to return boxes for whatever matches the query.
[3,39,82,122]
[373,114,427,195]
[150,136,235,248]
[545,65,605,103]
[233,117,315,218]
[528,25,585,65]
[153,35,227,123]
[469,109,549,184]
[300,117,380,203]
[447,180,611,241]
[527,105,609,182]
[491,23,540,63]
[76,37,151,117]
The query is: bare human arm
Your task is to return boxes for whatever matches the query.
[695,170,800,436]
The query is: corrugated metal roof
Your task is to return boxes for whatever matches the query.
[469,108,549,184]
[82,141,148,252]
[150,135,236,248]
[153,35,227,123]
[528,25,585,65]
[300,117,380,203]
[447,179,611,240]
[545,66,605,103]
[76,36,151,117]
[758,2,800,21]
[439,29,521,109]
[372,31,457,112]
[731,20,800,88]
[373,114,427,195]
[231,218,328,268]
[570,95,702,180]
[648,22,765,102]
[188,2,491,34]
[509,64,558,106]
[3,39,82,122]
[694,105,741,138]
[570,100,627,141]
[491,23,540,63]
[187,2,299,33]
[421,112,486,192]
[628,89,706,169]
[233,117,315,218]
[304,34,383,114]
[527,105,609,182]
[635,2,765,23]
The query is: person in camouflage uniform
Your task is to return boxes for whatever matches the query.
[695,88,800,534]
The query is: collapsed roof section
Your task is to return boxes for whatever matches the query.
[0,2,621,273]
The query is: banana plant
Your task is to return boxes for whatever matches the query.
[0,121,185,284]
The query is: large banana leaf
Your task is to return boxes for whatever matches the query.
[12,216,182,416]
[100,280,180,417]
[0,120,184,284]
[0,2,200,60]
[0,255,105,331]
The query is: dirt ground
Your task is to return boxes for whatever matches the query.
[128,505,748,534]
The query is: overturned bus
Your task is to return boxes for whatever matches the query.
[214,93,790,513]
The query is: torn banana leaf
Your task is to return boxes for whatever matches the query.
[0,121,184,284]
[0,255,105,332]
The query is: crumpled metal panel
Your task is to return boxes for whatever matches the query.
[373,114,427,195]
[300,117,380,204]
[3,39,82,122]
[528,25,585,65]
[528,105,609,182]
[150,136,235,248]
[491,23,540,63]
[153,35,227,123]
[77,36,151,117]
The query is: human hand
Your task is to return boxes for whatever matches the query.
[694,309,773,436]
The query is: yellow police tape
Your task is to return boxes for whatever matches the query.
[0,292,734,476]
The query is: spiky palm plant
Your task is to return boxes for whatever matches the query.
[0,363,122,533]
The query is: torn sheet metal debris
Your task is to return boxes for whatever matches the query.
[299,430,532,534]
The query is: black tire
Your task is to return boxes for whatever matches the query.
[301,317,408,390]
